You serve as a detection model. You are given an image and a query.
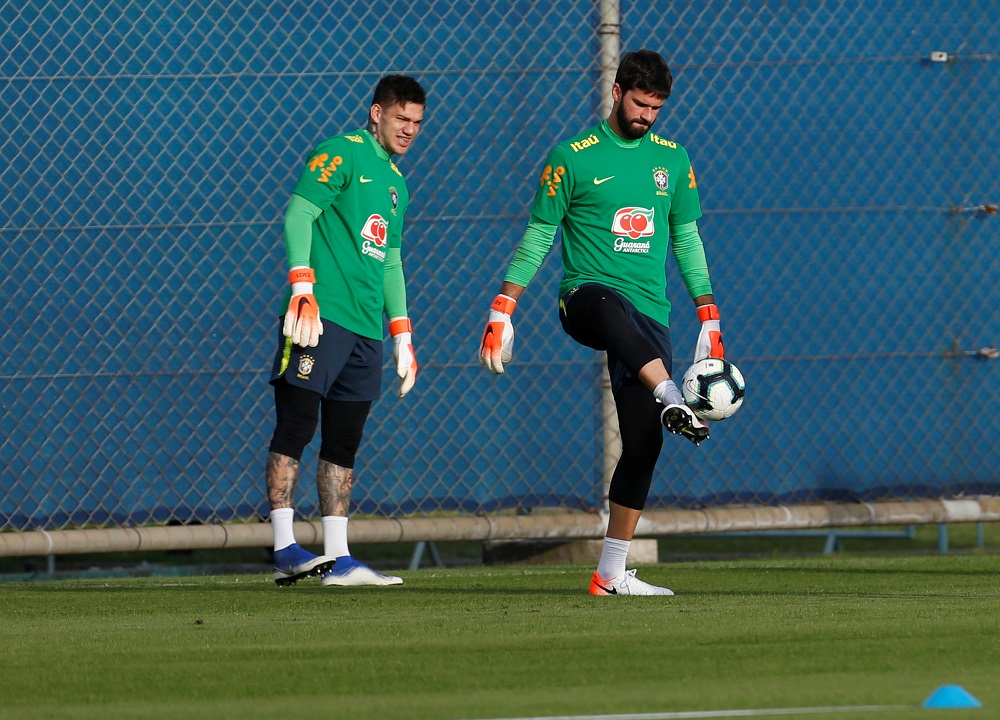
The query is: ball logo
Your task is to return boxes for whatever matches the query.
[360,214,388,262]
[612,207,655,239]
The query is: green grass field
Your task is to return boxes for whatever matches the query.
[1,554,997,720]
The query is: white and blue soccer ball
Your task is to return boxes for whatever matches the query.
[681,358,746,421]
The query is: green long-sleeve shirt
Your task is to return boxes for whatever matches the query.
[504,120,713,326]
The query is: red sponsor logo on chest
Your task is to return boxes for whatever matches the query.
[611,207,655,239]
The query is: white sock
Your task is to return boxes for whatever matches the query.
[653,379,683,406]
[270,508,296,551]
[596,537,631,580]
[322,516,350,559]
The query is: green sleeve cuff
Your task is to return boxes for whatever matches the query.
[503,214,558,288]
[383,246,408,320]
[284,194,323,269]
[671,220,714,299]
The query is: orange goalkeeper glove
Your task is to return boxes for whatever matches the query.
[479,294,516,375]
[389,317,418,397]
[282,267,323,348]
[694,303,724,361]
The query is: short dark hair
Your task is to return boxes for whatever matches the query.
[371,75,427,109]
[614,49,673,99]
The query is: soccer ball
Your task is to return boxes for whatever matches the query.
[681,358,746,421]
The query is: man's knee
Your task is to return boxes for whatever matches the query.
[268,380,321,460]
[318,400,372,468]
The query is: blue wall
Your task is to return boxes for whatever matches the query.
[1,1,997,529]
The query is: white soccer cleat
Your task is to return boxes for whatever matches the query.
[660,403,709,446]
[272,543,337,587]
[321,556,403,587]
[589,569,674,596]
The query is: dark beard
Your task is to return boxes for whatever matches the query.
[615,104,651,140]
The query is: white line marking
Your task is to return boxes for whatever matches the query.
[477,705,909,720]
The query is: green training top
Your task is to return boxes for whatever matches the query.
[526,119,707,326]
[286,128,409,340]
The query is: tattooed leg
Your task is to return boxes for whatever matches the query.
[317,459,354,517]
[266,452,299,510]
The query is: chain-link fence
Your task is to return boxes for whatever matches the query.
[1,1,998,536]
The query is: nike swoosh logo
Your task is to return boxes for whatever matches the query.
[594,581,617,595]
[593,176,614,185]
[359,176,373,183]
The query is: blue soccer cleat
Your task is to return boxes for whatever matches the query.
[272,543,337,586]
[321,556,403,587]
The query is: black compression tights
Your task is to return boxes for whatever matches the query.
[268,379,372,468]
[562,285,666,510]
[606,380,664,511]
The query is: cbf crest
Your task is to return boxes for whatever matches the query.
[389,186,399,215]
[297,354,315,380]
[653,167,670,197]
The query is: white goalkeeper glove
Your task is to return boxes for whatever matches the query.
[479,294,516,375]
[694,303,725,361]
[389,317,418,397]
[282,267,324,347]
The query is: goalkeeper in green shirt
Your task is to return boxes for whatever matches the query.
[266,75,426,588]
[479,50,728,597]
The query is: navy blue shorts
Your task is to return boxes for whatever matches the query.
[559,283,673,393]
[269,318,382,401]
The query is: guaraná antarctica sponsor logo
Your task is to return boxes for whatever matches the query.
[611,206,654,253]
[360,214,388,261]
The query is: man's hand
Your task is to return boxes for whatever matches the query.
[389,317,417,397]
[479,294,516,375]
[694,303,724,361]
[282,267,323,347]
